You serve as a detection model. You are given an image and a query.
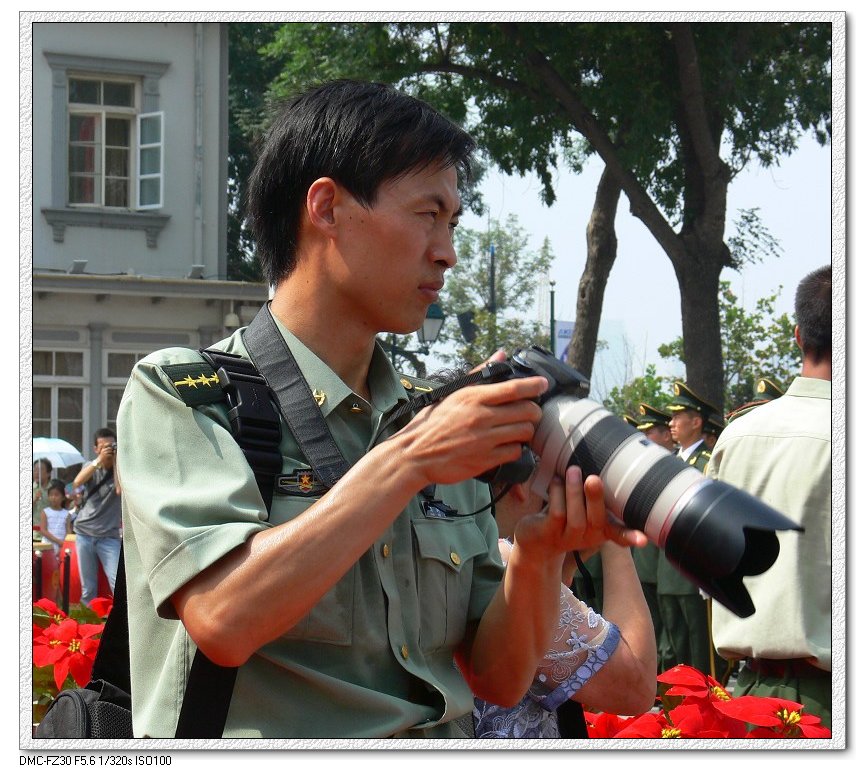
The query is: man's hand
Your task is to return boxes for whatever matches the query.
[513,467,648,563]
[393,352,547,489]
[96,441,116,469]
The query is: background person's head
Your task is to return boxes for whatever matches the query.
[93,427,117,466]
[33,458,52,484]
[47,479,66,509]
[794,265,831,369]
[246,79,476,287]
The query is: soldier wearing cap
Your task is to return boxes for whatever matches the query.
[632,403,675,672]
[656,382,720,675]
[703,410,726,451]
[726,376,785,423]
[667,381,717,471]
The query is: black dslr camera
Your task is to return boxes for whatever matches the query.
[473,346,801,618]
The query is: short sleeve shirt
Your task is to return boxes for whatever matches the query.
[117,319,503,738]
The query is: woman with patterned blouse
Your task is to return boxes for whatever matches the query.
[473,467,658,738]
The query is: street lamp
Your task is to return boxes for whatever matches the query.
[417,303,445,349]
[389,303,446,365]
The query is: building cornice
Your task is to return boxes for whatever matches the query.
[32,272,269,302]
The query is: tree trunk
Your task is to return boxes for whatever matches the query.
[672,230,726,409]
[567,166,622,378]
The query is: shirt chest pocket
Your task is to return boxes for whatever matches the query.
[412,517,490,653]
[271,495,355,647]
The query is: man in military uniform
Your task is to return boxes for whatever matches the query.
[117,81,646,738]
[656,382,720,674]
[726,376,785,423]
[702,410,726,452]
[632,403,675,672]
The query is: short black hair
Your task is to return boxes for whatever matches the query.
[794,265,831,362]
[246,79,476,286]
[94,427,117,445]
[34,458,52,473]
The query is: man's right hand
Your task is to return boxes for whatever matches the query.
[393,368,548,489]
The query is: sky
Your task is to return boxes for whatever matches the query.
[454,133,832,389]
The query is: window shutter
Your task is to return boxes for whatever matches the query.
[137,111,163,209]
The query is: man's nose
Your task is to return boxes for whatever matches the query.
[430,230,458,269]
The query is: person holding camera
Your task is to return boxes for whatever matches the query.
[117,80,646,738]
[71,427,121,607]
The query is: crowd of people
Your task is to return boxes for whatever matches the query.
[32,79,832,739]
[32,428,122,608]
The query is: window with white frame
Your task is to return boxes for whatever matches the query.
[32,350,88,452]
[104,351,149,432]
[67,76,163,210]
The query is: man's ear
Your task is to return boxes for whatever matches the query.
[794,324,803,351]
[305,177,339,236]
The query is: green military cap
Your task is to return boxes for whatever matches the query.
[726,376,785,422]
[667,381,720,420]
[635,403,671,431]
[704,410,726,437]
[623,414,640,428]
[754,376,784,401]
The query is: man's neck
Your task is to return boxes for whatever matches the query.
[801,356,831,381]
[269,280,376,399]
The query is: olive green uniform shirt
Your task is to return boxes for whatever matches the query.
[117,321,502,738]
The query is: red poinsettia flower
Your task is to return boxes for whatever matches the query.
[89,597,114,618]
[584,710,639,739]
[714,695,831,738]
[34,598,67,625]
[658,664,732,703]
[32,617,104,691]
[613,702,734,739]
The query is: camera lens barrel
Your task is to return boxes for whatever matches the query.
[529,394,802,618]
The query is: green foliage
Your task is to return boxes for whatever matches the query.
[226,23,284,281]
[435,215,553,367]
[657,280,800,412]
[602,364,674,419]
[727,207,783,270]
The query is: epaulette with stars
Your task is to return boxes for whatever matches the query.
[160,361,225,407]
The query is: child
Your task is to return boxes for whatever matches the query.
[40,479,71,555]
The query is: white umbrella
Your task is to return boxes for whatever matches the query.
[32,437,86,470]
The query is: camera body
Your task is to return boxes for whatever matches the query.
[478,346,802,618]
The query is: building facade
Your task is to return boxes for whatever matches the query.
[30,21,268,458]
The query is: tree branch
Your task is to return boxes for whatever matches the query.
[497,22,685,267]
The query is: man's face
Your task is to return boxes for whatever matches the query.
[644,425,674,451]
[94,436,115,456]
[330,164,461,335]
[669,410,702,447]
[33,461,49,483]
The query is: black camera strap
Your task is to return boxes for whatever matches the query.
[241,303,350,490]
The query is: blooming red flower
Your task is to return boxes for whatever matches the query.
[613,702,734,739]
[32,617,104,691]
[584,710,638,739]
[34,598,67,625]
[714,695,831,738]
[89,597,114,618]
[659,664,732,703]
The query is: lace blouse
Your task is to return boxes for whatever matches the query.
[472,539,621,739]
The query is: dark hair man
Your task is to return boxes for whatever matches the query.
[117,81,645,738]
[707,265,832,729]
[71,427,121,607]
